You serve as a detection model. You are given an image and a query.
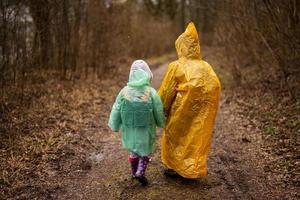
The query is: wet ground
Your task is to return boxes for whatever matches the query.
[55,49,296,200]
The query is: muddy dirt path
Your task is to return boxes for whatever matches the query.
[57,49,285,200]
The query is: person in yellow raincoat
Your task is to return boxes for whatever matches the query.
[158,22,221,179]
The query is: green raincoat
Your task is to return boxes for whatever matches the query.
[108,60,165,156]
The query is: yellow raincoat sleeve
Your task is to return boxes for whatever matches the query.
[158,62,178,116]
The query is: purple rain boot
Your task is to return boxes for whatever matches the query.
[135,156,150,186]
[128,155,139,178]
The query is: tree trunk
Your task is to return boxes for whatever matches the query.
[181,0,186,31]
[28,0,52,68]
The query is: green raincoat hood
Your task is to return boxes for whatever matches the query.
[127,60,153,87]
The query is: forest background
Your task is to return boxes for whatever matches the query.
[0,0,299,199]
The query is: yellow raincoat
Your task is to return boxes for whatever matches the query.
[158,22,221,178]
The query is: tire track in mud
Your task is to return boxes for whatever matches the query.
[207,101,254,200]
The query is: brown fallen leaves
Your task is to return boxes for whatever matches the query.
[0,69,127,199]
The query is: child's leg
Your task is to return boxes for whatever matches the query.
[135,156,150,186]
[128,152,139,176]
[135,156,150,177]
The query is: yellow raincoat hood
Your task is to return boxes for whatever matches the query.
[175,23,201,59]
[158,22,221,178]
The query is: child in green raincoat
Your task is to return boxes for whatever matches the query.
[108,60,165,186]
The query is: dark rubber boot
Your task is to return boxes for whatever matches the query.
[136,176,148,186]
[163,168,181,178]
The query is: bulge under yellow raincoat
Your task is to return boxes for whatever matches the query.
[158,22,221,178]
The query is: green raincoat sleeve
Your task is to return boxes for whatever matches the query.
[150,88,165,128]
[108,89,124,132]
